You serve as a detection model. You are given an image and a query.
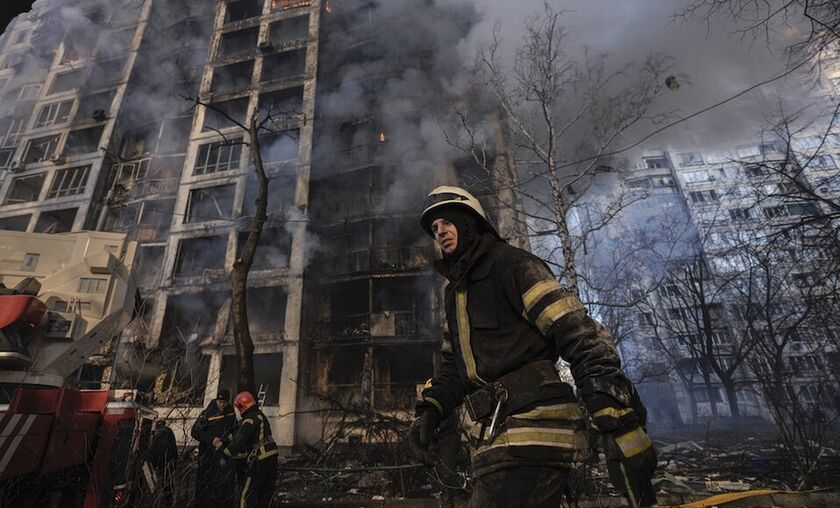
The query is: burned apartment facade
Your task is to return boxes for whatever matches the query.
[0,0,518,448]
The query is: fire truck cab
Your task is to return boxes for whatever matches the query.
[0,230,153,508]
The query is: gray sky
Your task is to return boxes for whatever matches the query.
[457,0,821,156]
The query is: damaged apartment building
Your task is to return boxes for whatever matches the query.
[0,0,520,449]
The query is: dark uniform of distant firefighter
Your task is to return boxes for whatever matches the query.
[408,186,658,508]
[191,389,237,507]
[214,391,279,508]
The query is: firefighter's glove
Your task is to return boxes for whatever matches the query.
[407,408,440,466]
[603,426,657,507]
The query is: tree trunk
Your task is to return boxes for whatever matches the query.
[551,187,578,295]
[722,379,740,417]
[230,117,268,396]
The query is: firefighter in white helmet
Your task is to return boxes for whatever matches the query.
[408,186,658,507]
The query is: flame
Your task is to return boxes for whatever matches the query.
[325,1,333,13]
[379,132,386,142]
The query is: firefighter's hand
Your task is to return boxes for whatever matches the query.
[407,409,440,465]
[219,458,227,467]
[212,437,223,449]
[603,427,658,508]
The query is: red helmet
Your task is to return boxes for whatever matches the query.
[234,391,256,413]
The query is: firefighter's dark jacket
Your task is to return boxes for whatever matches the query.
[191,401,236,456]
[422,235,643,476]
[222,407,278,463]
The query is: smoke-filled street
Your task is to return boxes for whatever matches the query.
[0,0,838,506]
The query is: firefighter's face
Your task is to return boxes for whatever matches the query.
[216,399,227,411]
[431,218,458,256]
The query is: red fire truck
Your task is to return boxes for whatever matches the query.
[0,230,154,507]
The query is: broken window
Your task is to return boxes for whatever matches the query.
[155,331,210,405]
[220,353,283,405]
[119,126,158,159]
[18,84,42,101]
[185,184,235,223]
[260,49,305,83]
[258,86,303,118]
[202,97,248,132]
[268,15,309,46]
[328,280,369,339]
[162,290,227,340]
[4,173,46,205]
[174,234,228,278]
[237,228,292,270]
[34,100,74,128]
[211,60,254,93]
[137,246,165,288]
[259,129,299,161]
[194,139,242,175]
[0,149,14,169]
[23,135,60,163]
[0,215,31,231]
[95,28,135,59]
[34,208,77,233]
[64,127,104,156]
[246,286,288,334]
[1,117,26,147]
[157,118,192,154]
[104,202,142,231]
[87,58,126,89]
[47,165,90,199]
[219,27,258,59]
[225,0,262,23]
[134,199,176,241]
[48,70,84,95]
[77,91,115,123]
[243,171,296,217]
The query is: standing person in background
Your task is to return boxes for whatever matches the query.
[147,418,178,508]
[191,389,237,507]
[214,391,278,508]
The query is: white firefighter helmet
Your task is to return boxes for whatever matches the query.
[420,185,499,238]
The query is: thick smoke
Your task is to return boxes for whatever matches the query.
[464,0,823,155]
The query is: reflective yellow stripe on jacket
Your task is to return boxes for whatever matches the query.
[455,289,486,384]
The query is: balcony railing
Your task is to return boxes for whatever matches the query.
[318,246,433,276]
[327,310,422,342]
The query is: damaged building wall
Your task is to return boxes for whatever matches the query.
[296,0,525,448]
[0,0,522,453]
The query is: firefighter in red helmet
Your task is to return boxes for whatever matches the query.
[213,391,278,508]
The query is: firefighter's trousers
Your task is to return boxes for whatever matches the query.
[238,455,278,508]
[466,466,572,508]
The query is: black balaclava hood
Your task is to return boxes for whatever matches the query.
[431,206,482,259]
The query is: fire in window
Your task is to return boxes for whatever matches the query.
[47,165,91,199]
[34,100,74,128]
[194,139,242,175]
[23,135,60,163]
[4,173,46,205]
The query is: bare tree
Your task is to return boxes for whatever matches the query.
[448,3,674,296]
[678,0,840,66]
